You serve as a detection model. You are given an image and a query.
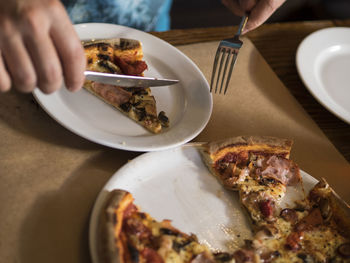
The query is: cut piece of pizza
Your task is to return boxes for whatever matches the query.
[200,135,301,225]
[200,135,296,190]
[82,38,169,134]
[97,189,236,263]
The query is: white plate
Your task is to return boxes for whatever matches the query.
[33,23,212,151]
[89,145,318,262]
[296,27,350,124]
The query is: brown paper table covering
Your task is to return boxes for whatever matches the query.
[1,38,349,263]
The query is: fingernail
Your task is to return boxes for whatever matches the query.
[67,86,78,92]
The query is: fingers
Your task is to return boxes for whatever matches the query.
[50,1,86,92]
[222,0,286,34]
[0,52,11,92]
[244,0,286,33]
[21,6,63,94]
[0,18,37,93]
[0,0,85,94]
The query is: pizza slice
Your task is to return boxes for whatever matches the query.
[97,189,235,263]
[200,135,301,225]
[82,38,169,134]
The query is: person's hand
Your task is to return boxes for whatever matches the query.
[0,0,86,94]
[222,0,287,33]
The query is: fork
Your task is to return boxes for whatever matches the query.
[210,15,248,94]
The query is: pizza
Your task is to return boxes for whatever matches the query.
[82,38,169,134]
[200,135,350,262]
[97,189,235,263]
[96,135,350,263]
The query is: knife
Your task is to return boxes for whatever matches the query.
[84,71,179,88]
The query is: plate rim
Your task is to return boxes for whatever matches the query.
[88,144,318,263]
[33,23,213,152]
[296,26,350,124]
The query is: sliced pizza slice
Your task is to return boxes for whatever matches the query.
[82,38,169,134]
[97,189,235,263]
[200,135,301,225]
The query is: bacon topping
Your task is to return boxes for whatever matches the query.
[141,247,164,263]
[259,200,274,218]
[257,156,300,186]
[286,208,324,251]
[295,208,323,232]
[123,203,137,219]
[219,151,249,165]
[91,82,132,106]
[124,217,152,243]
[115,57,148,76]
[285,231,303,251]
[233,249,255,263]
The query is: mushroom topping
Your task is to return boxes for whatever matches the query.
[337,243,350,259]
[280,208,298,225]
[318,197,332,221]
[191,252,216,263]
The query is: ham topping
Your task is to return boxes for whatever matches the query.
[257,156,300,186]
[91,82,132,106]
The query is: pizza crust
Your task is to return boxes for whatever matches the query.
[203,135,293,162]
[97,190,133,263]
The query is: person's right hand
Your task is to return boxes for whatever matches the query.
[222,0,287,33]
[0,0,86,94]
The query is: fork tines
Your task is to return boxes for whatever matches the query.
[210,39,242,94]
[210,16,248,95]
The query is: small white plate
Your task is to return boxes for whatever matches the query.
[33,23,212,152]
[89,145,318,263]
[296,27,350,124]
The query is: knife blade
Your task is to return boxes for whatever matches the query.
[84,71,179,88]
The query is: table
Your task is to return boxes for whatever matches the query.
[152,19,350,162]
[1,20,349,263]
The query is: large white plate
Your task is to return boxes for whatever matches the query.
[89,145,318,263]
[33,23,212,151]
[296,27,350,124]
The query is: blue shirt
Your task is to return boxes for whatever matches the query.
[62,0,172,32]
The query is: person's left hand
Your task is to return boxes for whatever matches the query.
[222,0,287,33]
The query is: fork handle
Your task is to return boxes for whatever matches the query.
[235,15,248,36]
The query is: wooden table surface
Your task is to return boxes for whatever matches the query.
[152,19,350,163]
